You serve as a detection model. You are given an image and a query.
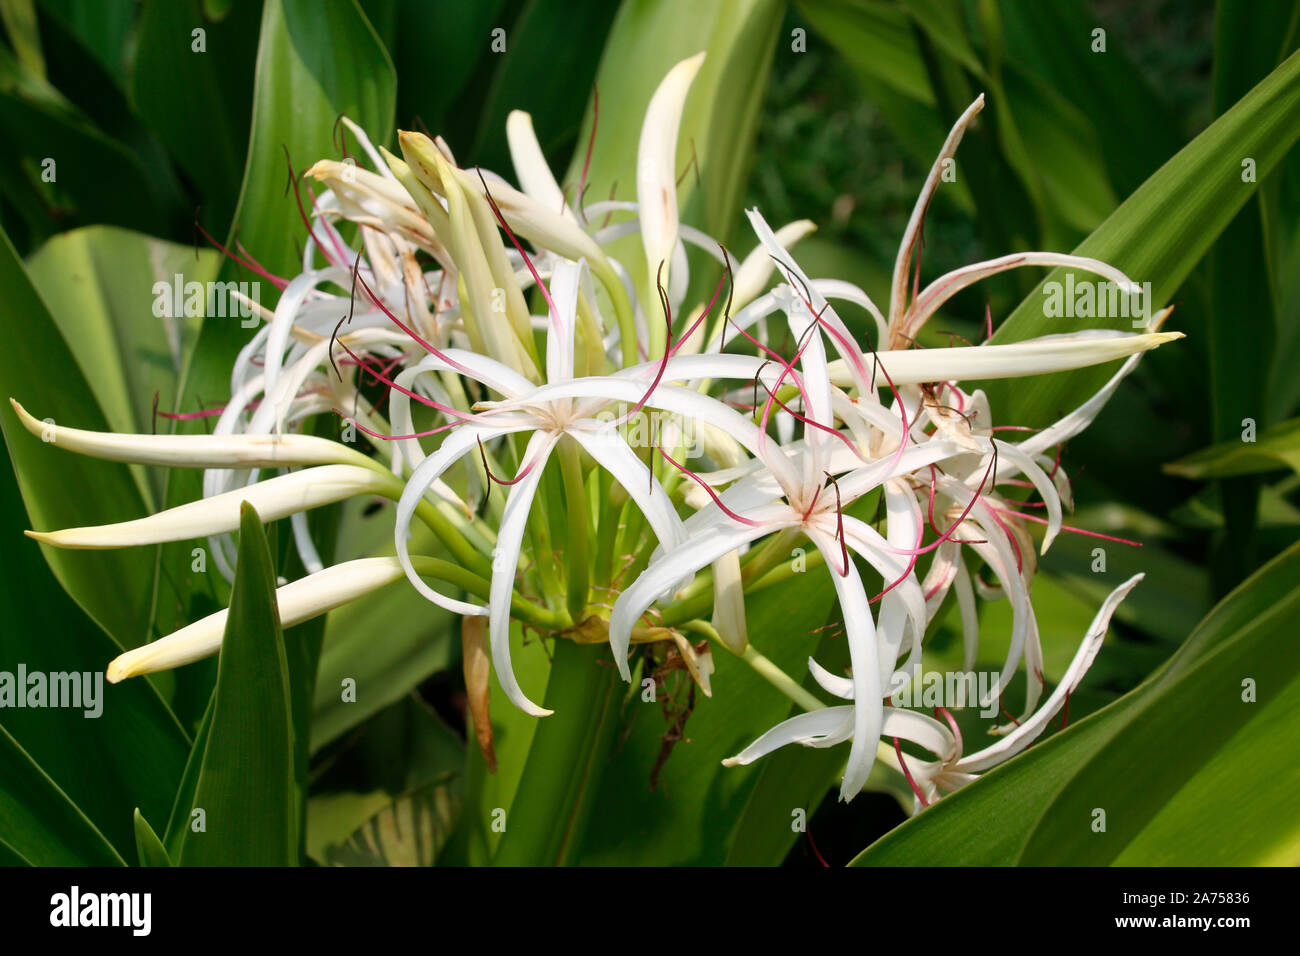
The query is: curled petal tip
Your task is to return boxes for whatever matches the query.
[105,660,129,684]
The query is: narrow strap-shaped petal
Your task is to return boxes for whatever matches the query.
[546,259,581,384]
[637,53,705,278]
[506,110,573,219]
[9,399,371,469]
[809,656,854,699]
[955,574,1143,773]
[824,331,1183,389]
[905,252,1139,340]
[807,528,883,801]
[28,465,388,549]
[106,557,413,682]
[609,517,778,681]
[732,219,816,310]
[488,431,560,717]
[994,439,1063,553]
[722,706,856,766]
[890,95,984,330]
[395,424,521,616]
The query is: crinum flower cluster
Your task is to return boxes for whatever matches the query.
[15,55,1180,808]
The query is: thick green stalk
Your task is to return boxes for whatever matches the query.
[490,639,621,865]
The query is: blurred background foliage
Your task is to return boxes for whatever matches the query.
[1,0,1298,867]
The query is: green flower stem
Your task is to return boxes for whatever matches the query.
[491,639,620,865]
[406,555,562,631]
[593,471,622,591]
[357,466,492,580]
[526,490,566,617]
[558,436,591,622]
[685,619,827,714]
[738,644,826,714]
[594,260,639,368]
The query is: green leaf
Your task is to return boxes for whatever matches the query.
[575,568,838,865]
[985,49,1300,428]
[467,0,620,175]
[24,225,220,506]
[0,42,166,249]
[307,695,466,866]
[131,0,262,233]
[309,778,460,867]
[163,694,212,859]
[492,639,620,866]
[0,724,124,865]
[178,502,297,865]
[850,540,1300,865]
[0,445,190,861]
[461,619,552,865]
[1,0,45,78]
[174,0,396,424]
[1165,417,1300,479]
[37,0,135,85]
[995,0,1182,199]
[0,223,156,650]
[132,808,171,866]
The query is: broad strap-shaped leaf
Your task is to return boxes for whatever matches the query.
[0,724,124,866]
[985,48,1300,428]
[178,503,297,865]
[1165,417,1300,480]
[0,223,157,649]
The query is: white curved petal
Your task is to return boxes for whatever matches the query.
[609,518,776,681]
[506,110,573,218]
[637,53,705,276]
[569,424,685,552]
[106,557,411,682]
[29,465,388,549]
[8,400,369,469]
[825,331,1184,388]
[546,259,581,383]
[807,529,883,801]
[890,95,985,326]
[732,219,816,310]
[396,425,519,616]
[722,706,856,766]
[488,431,559,717]
[907,252,1139,338]
[809,656,854,700]
[994,439,1063,552]
[955,574,1143,773]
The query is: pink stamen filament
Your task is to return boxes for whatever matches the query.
[892,734,930,808]
[658,446,764,528]
[987,503,1142,548]
[193,220,288,291]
